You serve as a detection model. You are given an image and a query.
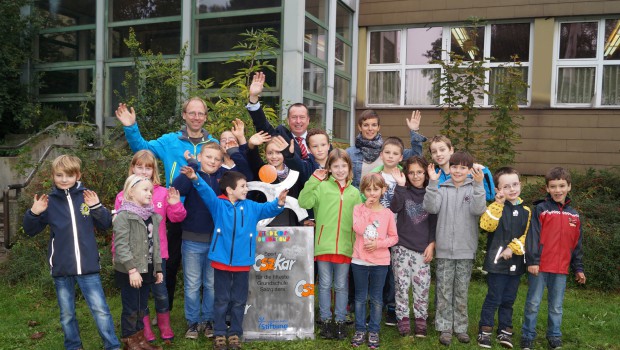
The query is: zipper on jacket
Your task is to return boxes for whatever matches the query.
[240,206,244,227]
[249,233,253,257]
[65,189,82,275]
[212,228,221,252]
[335,182,345,254]
[229,204,238,265]
[317,225,325,245]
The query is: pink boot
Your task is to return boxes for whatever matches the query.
[157,311,175,343]
[142,315,156,342]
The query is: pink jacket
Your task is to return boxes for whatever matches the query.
[352,204,398,265]
[112,184,186,259]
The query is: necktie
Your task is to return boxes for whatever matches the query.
[295,136,309,159]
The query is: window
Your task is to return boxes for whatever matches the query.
[554,19,620,106]
[366,22,532,107]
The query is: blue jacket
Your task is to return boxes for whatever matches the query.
[123,123,218,186]
[435,166,496,201]
[346,130,426,188]
[190,176,284,267]
[22,182,112,277]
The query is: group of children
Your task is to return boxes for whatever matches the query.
[23,110,585,350]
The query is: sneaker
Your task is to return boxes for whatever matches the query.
[319,320,334,339]
[547,336,562,349]
[439,332,452,346]
[213,335,227,350]
[334,321,347,340]
[351,331,366,347]
[477,326,492,348]
[185,323,199,339]
[456,332,471,343]
[397,317,410,336]
[520,338,534,350]
[368,332,380,349]
[228,335,241,350]
[203,321,214,338]
[497,328,513,349]
[384,309,397,326]
[413,318,427,338]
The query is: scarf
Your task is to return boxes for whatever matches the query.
[355,133,383,163]
[277,164,290,182]
[118,201,155,221]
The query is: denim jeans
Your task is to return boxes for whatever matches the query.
[522,272,567,340]
[351,264,388,333]
[53,274,120,350]
[144,258,169,315]
[117,271,152,338]
[182,240,214,324]
[317,261,350,322]
[213,268,249,337]
[479,272,521,331]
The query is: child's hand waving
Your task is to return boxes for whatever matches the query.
[180,166,198,180]
[313,169,328,181]
[271,135,295,154]
[31,194,49,215]
[167,187,181,205]
[248,131,271,149]
[231,118,245,144]
[277,188,289,207]
[392,168,407,187]
[495,189,506,205]
[427,164,440,181]
[471,167,484,183]
[83,190,100,206]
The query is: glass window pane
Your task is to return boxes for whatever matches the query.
[491,23,530,62]
[39,30,95,63]
[406,27,442,65]
[303,60,326,96]
[335,39,351,73]
[450,26,484,61]
[368,71,400,105]
[336,3,352,41]
[40,69,93,95]
[604,19,620,60]
[303,98,325,129]
[197,14,281,53]
[109,66,135,115]
[305,0,328,24]
[37,0,96,28]
[602,65,620,105]
[305,18,327,60]
[556,67,595,103]
[197,61,277,88]
[197,0,281,13]
[404,69,440,105]
[488,67,529,105]
[41,101,94,123]
[333,108,350,140]
[334,75,350,105]
[559,22,597,59]
[110,23,181,58]
[110,0,181,22]
[369,31,400,64]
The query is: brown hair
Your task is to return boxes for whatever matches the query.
[51,155,81,177]
[219,171,247,194]
[307,128,330,146]
[404,155,430,187]
[360,173,387,193]
[380,136,404,153]
[129,150,161,185]
[493,166,520,188]
[199,141,225,159]
[449,151,474,168]
[357,109,380,127]
[428,135,453,153]
[287,103,310,119]
[326,148,353,182]
[545,167,571,185]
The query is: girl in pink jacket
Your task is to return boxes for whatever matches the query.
[350,173,398,349]
[113,150,187,343]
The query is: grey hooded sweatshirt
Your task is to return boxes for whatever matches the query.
[423,178,486,259]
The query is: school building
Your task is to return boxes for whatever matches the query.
[31,0,620,175]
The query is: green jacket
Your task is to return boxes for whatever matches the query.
[298,175,362,257]
[113,211,163,275]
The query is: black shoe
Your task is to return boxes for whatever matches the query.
[320,320,334,339]
[334,321,347,340]
[496,328,513,349]
[547,336,562,349]
[477,326,492,348]
[520,338,534,350]
[384,310,397,326]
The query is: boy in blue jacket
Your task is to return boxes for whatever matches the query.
[22,155,121,350]
[179,167,287,350]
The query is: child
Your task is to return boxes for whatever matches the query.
[276,128,331,180]
[179,168,286,350]
[520,167,586,350]
[389,156,437,337]
[477,167,531,349]
[423,151,487,346]
[113,150,186,342]
[298,149,362,340]
[172,141,251,339]
[428,135,495,201]
[23,155,121,350]
[350,173,398,349]
[114,175,164,350]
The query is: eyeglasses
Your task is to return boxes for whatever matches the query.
[500,182,521,191]
[408,171,425,177]
[186,111,206,118]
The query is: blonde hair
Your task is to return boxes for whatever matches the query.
[326,148,353,182]
[122,174,153,203]
[129,150,161,185]
[199,141,225,159]
[360,173,387,193]
[51,155,81,177]
[182,97,208,114]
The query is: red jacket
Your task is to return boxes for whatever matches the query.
[525,195,584,274]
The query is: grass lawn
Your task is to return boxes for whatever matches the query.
[0,279,618,349]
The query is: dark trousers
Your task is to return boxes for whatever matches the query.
[117,271,151,338]
[213,268,249,337]
[166,221,183,310]
[479,272,521,331]
[382,263,396,311]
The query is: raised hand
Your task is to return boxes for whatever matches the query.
[471,167,484,183]
[406,110,422,131]
[231,118,246,144]
[183,150,194,161]
[83,190,100,206]
[249,72,266,103]
[313,169,328,181]
[392,168,407,187]
[180,166,198,180]
[494,189,506,205]
[271,135,291,153]
[248,131,272,149]
[277,188,289,206]
[115,103,136,126]
[427,164,440,181]
[31,194,49,215]
[167,187,181,205]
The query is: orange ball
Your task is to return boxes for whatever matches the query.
[258,164,278,183]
